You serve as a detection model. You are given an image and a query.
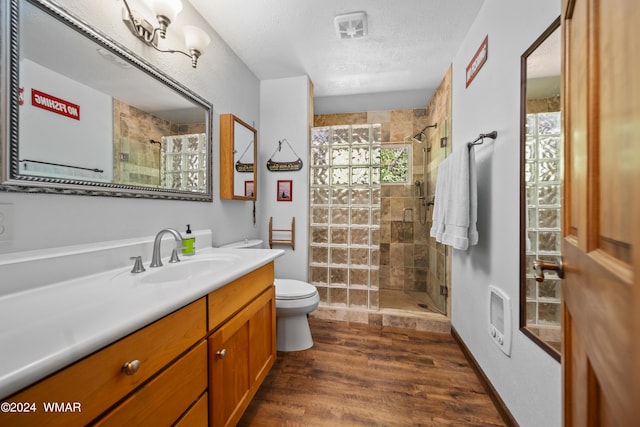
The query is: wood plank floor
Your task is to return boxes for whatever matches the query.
[239,318,506,427]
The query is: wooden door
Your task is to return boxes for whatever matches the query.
[562,0,640,425]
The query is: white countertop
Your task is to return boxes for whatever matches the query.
[0,247,284,399]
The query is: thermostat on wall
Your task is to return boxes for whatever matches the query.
[488,285,512,356]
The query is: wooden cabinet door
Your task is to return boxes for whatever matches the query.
[562,0,640,425]
[209,287,276,427]
[249,286,277,387]
[209,317,250,427]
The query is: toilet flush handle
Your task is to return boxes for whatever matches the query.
[216,349,227,359]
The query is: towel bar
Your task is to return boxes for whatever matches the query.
[467,130,498,147]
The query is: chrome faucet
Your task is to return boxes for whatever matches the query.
[150,228,184,268]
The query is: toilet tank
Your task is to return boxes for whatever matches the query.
[220,239,263,249]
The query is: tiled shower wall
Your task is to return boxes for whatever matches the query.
[379,109,434,298]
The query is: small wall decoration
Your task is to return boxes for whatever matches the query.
[244,180,254,197]
[31,88,80,120]
[236,161,254,173]
[466,35,488,88]
[267,158,303,171]
[267,139,303,172]
[277,180,292,201]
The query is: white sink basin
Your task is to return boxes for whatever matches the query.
[140,253,242,284]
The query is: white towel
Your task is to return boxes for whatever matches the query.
[430,158,448,241]
[429,146,478,250]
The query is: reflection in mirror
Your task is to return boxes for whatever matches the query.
[233,120,256,197]
[220,114,257,200]
[520,17,562,361]
[1,0,213,201]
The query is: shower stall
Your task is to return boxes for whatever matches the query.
[309,118,449,316]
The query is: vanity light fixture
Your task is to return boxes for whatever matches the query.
[121,0,210,68]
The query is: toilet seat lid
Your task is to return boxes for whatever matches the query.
[275,279,318,300]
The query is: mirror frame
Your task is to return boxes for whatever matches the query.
[219,114,257,201]
[519,16,562,361]
[0,0,214,201]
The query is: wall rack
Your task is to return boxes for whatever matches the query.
[269,217,295,250]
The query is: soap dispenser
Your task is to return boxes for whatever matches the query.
[182,224,196,256]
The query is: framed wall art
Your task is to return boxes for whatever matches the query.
[244,180,254,197]
[277,180,292,201]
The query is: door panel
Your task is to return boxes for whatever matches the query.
[564,0,587,242]
[598,2,634,264]
[562,0,639,425]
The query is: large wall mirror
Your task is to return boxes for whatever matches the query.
[519,17,562,361]
[1,0,213,201]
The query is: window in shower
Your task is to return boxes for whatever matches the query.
[524,111,562,342]
[309,124,381,309]
[380,144,412,184]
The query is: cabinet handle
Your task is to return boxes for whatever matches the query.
[216,349,227,359]
[122,359,141,375]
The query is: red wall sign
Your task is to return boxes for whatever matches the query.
[31,89,80,120]
[466,35,488,88]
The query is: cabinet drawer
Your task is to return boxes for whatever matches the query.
[95,340,208,426]
[4,298,206,427]
[208,262,274,331]
[175,391,208,427]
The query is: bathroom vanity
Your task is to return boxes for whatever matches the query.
[0,241,281,427]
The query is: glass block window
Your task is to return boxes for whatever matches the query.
[380,144,412,184]
[525,112,562,327]
[161,133,207,192]
[309,125,381,309]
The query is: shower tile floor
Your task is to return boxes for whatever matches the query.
[380,289,443,314]
[313,290,450,334]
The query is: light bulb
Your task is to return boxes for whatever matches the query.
[184,25,211,52]
[150,0,182,23]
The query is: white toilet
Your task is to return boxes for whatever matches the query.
[220,240,320,351]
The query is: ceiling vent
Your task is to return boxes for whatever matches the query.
[334,12,367,40]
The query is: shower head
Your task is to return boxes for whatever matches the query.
[404,135,423,144]
[406,123,438,143]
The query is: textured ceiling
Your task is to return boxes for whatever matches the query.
[189,0,485,99]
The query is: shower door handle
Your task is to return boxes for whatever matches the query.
[533,257,565,282]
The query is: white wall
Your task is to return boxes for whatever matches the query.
[1,0,260,257]
[259,76,310,280]
[450,1,561,426]
[20,60,113,181]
